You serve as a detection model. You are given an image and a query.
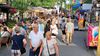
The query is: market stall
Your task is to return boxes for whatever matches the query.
[87,24,99,47]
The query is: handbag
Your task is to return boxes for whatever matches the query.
[46,39,50,56]
[20,47,26,54]
[14,39,26,54]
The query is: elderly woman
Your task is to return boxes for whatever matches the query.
[39,31,59,56]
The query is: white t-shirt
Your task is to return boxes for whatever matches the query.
[42,38,57,56]
[29,31,44,48]
[50,24,58,35]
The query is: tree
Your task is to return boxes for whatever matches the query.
[31,0,58,8]
[11,0,30,18]
[11,0,58,18]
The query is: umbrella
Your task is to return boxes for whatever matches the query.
[32,7,47,12]
[72,3,82,9]
[0,4,16,13]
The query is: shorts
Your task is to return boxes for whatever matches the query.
[11,49,21,56]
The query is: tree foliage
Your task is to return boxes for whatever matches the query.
[31,0,57,7]
[11,0,58,17]
[11,0,30,18]
[11,0,29,11]
[11,0,58,11]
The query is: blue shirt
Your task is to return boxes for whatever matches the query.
[11,35,24,50]
[38,24,44,33]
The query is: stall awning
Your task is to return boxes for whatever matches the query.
[0,4,16,13]
[72,3,82,9]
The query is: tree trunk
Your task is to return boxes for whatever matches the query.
[21,12,23,19]
[19,10,24,19]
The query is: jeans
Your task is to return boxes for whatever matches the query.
[29,47,40,56]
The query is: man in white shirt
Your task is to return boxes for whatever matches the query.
[29,22,44,56]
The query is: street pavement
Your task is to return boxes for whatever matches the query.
[58,29,96,56]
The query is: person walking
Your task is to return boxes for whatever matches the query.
[50,18,58,39]
[11,27,27,56]
[66,18,74,45]
[60,19,66,42]
[29,22,44,56]
[44,20,51,37]
[39,31,59,56]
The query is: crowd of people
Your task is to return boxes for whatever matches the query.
[0,11,74,56]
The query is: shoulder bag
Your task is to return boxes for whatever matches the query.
[46,39,50,56]
[46,39,56,56]
[13,39,26,54]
